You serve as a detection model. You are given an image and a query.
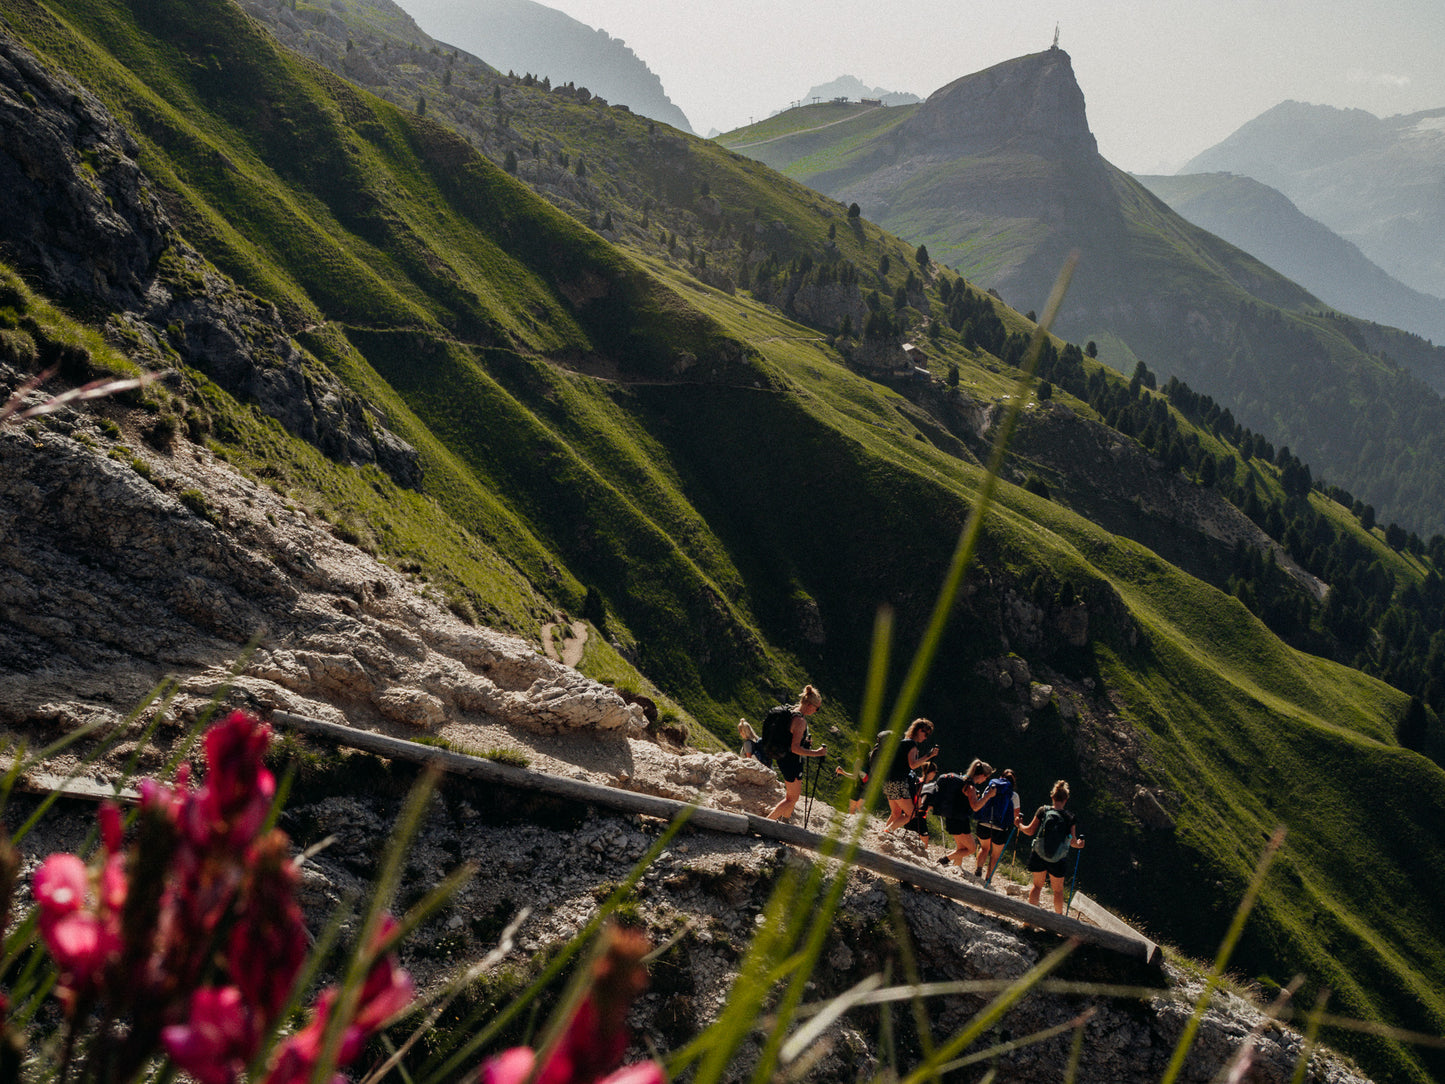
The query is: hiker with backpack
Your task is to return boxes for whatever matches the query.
[973,767,1020,879]
[904,762,938,847]
[761,685,827,821]
[834,725,900,814]
[882,718,939,832]
[932,758,993,868]
[737,718,761,761]
[1019,779,1085,913]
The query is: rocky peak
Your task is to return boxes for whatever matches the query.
[902,48,1097,159]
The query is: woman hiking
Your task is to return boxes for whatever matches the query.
[973,767,1020,878]
[1019,779,1084,913]
[882,718,939,832]
[764,685,827,821]
[935,758,993,868]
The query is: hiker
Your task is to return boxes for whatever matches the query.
[836,726,899,815]
[737,718,761,761]
[834,765,867,814]
[882,718,939,832]
[763,685,826,821]
[905,762,938,847]
[973,767,1020,877]
[931,759,991,867]
[1019,779,1084,913]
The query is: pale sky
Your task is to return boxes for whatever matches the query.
[403,0,1445,173]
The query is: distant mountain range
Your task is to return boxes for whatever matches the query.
[717,48,1445,535]
[397,0,694,133]
[1182,101,1445,302]
[1137,172,1445,352]
[799,75,920,108]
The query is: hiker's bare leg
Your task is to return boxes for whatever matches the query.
[1050,873,1066,914]
[946,834,975,865]
[1029,871,1047,906]
[767,778,802,820]
[883,798,910,832]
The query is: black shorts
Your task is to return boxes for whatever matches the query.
[1027,848,1070,879]
[883,779,912,801]
[779,752,804,783]
[943,815,974,837]
[976,822,1010,845]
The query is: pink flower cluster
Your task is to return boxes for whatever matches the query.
[480,925,665,1084]
[29,710,413,1084]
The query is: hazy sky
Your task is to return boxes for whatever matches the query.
[405,0,1445,173]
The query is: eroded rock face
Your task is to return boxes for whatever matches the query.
[0,26,419,487]
[266,786,1370,1084]
[903,49,1098,160]
[0,391,640,745]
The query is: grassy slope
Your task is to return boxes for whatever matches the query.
[8,3,1445,1078]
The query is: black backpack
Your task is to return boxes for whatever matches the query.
[926,773,965,818]
[865,729,895,778]
[1033,807,1072,863]
[758,705,797,761]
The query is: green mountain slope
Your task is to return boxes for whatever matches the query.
[6,3,1445,1079]
[719,49,1445,541]
[1137,172,1445,357]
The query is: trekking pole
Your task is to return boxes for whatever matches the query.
[984,825,1016,886]
[1065,847,1082,917]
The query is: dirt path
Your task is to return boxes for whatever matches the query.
[540,619,588,667]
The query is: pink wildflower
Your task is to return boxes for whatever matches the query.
[33,854,88,919]
[161,985,260,1084]
[98,801,124,855]
[189,711,275,849]
[32,853,121,1000]
[262,915,414,1084]
[227,830,309,1023]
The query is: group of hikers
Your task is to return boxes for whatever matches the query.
[739,686,1085,915]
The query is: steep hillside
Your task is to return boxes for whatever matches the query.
[1182,101,1445,301]
[1138,172,1445,356]
[6,2,1445,1080]
[396,0,694,133]
[718,49,1445,540]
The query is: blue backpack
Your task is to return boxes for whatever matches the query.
[979,775,1014,828]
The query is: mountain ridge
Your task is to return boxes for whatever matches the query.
[396,0,694,133]
[1137,171,1445,358]
[718,51,1445,539]
[1181,100,1445,300]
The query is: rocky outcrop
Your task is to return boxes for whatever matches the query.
[261,785,1366,1084]
[0,27,419,486]
[903,49,1097,159]
[0,379,642,747]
